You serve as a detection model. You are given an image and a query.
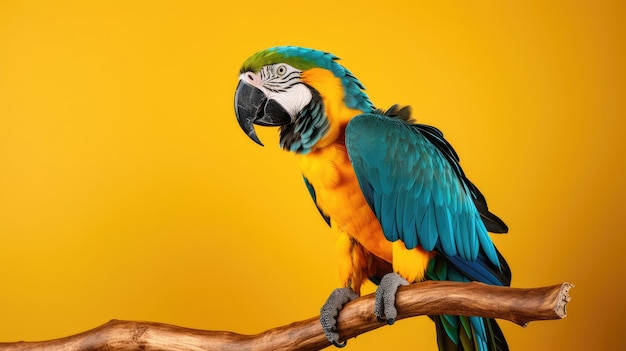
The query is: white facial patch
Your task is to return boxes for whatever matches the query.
[266,83,312,119]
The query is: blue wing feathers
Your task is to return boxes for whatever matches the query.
[478,223,500,266]
[396,191,412,243]
[394,192,405,236]
[416,123,508,236]
[381,196,399,242]
[435,206,456,256]
[446,254,505,286]
[345,113,508,279]
[468,217,478,261]
[418,204,438,251]
[402,197,417,246]
[453,214,469,259]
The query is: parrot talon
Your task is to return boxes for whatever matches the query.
[332,340,348,348]
[374,273,409,324]
[320,288,359,347]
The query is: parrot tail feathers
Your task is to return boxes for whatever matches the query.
[433,315,509,351]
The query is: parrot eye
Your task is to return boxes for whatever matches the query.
[276,64,287,76]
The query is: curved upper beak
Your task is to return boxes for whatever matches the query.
[234,80,293,146]
[234,81,265,146]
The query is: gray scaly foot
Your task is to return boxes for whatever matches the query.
[374,272,409,325]
[320,287,359,347]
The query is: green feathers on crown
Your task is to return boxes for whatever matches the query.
[240,46,331,73]
[240,46,374,112]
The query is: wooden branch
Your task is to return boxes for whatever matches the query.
[0,281,572,351]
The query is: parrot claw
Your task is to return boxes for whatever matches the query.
[320,287,359,347]
[332,340,347,348]
[374,273,409,325]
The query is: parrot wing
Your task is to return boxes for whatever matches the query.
[345,112,509,286]
[415,123,508,234]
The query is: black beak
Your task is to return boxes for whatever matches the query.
[234,81,293,146]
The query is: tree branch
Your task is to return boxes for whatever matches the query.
[0,281,572,351]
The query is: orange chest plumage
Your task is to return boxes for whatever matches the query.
[296,142,393,263]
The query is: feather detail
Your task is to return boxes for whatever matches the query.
[436,206,456,256]
[346,113,507,266]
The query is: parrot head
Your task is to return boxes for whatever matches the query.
[234,46,374,154]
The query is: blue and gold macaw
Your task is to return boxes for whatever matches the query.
[234,46,511,350]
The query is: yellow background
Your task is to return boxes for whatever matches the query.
[1,1,624,349]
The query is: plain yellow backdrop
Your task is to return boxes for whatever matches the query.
[1,1,624,349]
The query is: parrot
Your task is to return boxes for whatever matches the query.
[234,46,511,351]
